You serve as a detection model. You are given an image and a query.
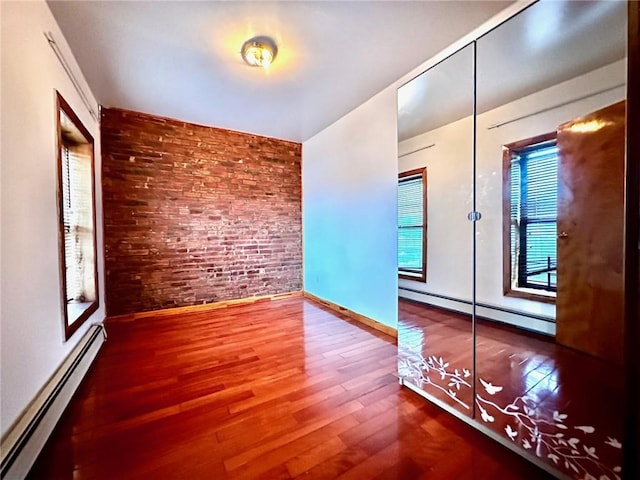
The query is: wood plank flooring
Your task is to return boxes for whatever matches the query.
[28,297,551,479]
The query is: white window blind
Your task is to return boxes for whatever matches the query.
[62,145,95,303]
[398,173,424,276]
[510,141,558,292]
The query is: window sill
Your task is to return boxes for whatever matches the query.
[399,272,426,283]
[504,287,556,304]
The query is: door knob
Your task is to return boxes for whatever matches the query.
[558,231,568,239]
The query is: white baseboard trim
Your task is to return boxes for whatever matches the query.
[399,287,556,336]
[0,324,106,479]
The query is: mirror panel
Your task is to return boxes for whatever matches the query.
[397,43,475,417]
[474,1,626,478]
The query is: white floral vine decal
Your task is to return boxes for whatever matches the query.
[398,347,622,479]
[476,378,622,480]
[398,346,472,410]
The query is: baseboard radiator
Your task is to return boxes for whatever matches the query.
[399,287,556,336]
[0,324,106,479]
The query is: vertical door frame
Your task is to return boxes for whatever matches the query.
[624,2,639,479]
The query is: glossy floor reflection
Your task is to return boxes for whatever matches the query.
[398,300,474,414]
[399,298,624,480]
[29,297,551,479]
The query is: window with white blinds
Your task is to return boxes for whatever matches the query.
[61,145,95,303]
[57,91,98,339]
[509,140,558,293]
[398,168,426,282]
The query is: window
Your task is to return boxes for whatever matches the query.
[56,92,99,339]
[503,133,557,301]
[398,167,427,282]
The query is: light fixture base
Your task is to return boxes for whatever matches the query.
[241,36,278,68]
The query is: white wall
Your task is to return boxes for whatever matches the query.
[1,1,105,436]
[301,2,529,331]
[398,116,474,304]
[398,60,626,328]
[302,88,399,328]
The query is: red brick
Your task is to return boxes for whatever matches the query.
[101,108,302,316]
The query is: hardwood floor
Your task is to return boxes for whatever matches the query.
[29,297,551,479]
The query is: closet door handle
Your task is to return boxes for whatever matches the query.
[467,211,482,222]
[558,231,568,239]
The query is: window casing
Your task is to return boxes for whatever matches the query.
[503,133,557,302]
[56,92,99,339]
[398,167,427,282]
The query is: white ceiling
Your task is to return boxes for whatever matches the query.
[398,0,626,142]
[46,0,511,143]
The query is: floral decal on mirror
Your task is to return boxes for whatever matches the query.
[476,379,622,480]
[399,346,472,410]
[399,345,622,480]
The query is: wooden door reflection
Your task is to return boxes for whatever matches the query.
[556,101,626,365]
[473,1,627,477]
[474,103,627,480]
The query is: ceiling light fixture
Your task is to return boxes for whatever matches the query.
[241,36,278,68]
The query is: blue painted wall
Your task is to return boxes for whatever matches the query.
[302,89,398,328]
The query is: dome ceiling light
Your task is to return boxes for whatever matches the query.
[241,36,278,68]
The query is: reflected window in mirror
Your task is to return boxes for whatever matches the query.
[56,92,99,340]
[398,167,426,282]
[503,133,557,303]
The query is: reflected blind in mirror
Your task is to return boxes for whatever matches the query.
[511,141,558,291]
[398,173,424,273]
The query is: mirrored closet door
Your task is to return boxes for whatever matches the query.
[474,2,627,479]
[397,43,475,417]
[398,1,629,479]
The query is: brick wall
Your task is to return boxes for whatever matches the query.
[101,108,302,316]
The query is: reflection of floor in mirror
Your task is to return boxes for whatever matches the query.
[398,298,624,480]
[398,300,474,414]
